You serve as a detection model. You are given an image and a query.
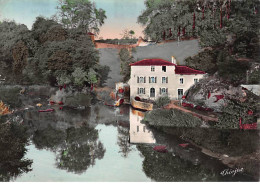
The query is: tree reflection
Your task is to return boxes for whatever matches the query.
[55,125,106,174]
[137,145,254,182]
[117,124,132,158]
[0,120,32,181]
[32,125,66,151]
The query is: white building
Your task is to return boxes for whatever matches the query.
[129,57,205,100]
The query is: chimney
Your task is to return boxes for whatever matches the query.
[171,56,177,65]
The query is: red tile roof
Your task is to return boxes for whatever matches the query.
[130,59,175,66]
[130,58,205,75]
[175,66,205,75]
[87,32,95,35]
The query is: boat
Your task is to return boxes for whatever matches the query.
[131,97,153,111]
[38,109,54,112]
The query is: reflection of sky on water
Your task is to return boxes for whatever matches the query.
[0,0,145,38]
[16,124,151,182]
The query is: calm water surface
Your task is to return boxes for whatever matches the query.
[1,100,255,182]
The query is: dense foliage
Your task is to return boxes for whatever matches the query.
[118,48,135,83]
[0,18,109,88]
[139,0,259,84]
[144,108,202,127]
[154,96,171,108]
[185,49,218,74]
[138,0,259,47]
[56,0,106,34]
[215,91,259,129]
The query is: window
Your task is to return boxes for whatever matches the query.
[162,77,168,83]
[160,88,168,95]
[178,89,183,99]
[150,88,155,97]
[180,78,184,84]
[194,79,198,83]
[143,126,146,132]
[149,77,157,83]
[137,126,139,132]
[162,66,166,72]
[162,88,166,94]
[178,89,183,96]
[151,66,155,72]
[138,76,146,83]
[138,88,145,94]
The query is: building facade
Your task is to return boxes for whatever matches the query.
[129,57,205,100]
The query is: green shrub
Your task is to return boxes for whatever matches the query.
[154,96,170,108]
[144,108,202,128]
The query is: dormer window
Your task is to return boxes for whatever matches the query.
[162,66,166,72]
[180,78,184,84]
[151,66,155,72]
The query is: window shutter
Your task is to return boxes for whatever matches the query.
[166,77,168,83]
[144,77,146,83]
[149,77,151,83]
[166,88,168,94]
[144,88,145,94]
[160,88,162,95]
[137,76,139,83]
[137,88,139,94]
[155,77,157,83]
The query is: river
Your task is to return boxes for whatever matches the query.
[0,103,254,182]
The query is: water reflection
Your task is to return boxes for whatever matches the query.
[1,98,257,181]
[55,125,105,174]
[129,108,156,144]
[24,108,106,175]
[127,108,256,181]
[0,120,32,181]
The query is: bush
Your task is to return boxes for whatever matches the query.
[144,108,202,128]
[214,91,259,129]
[154,96,170,108]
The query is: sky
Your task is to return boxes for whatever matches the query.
[0,0,145,39]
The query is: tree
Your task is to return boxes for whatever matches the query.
[185,49,218,74]
[129,30,135,39]
[216,51,249,83]
[56,0,107,34]
[138,0,260,50]
[71,67,88,87]
[119,48,135,82]
[120,29,131,39]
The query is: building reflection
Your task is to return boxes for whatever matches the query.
[129,108,156,144]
